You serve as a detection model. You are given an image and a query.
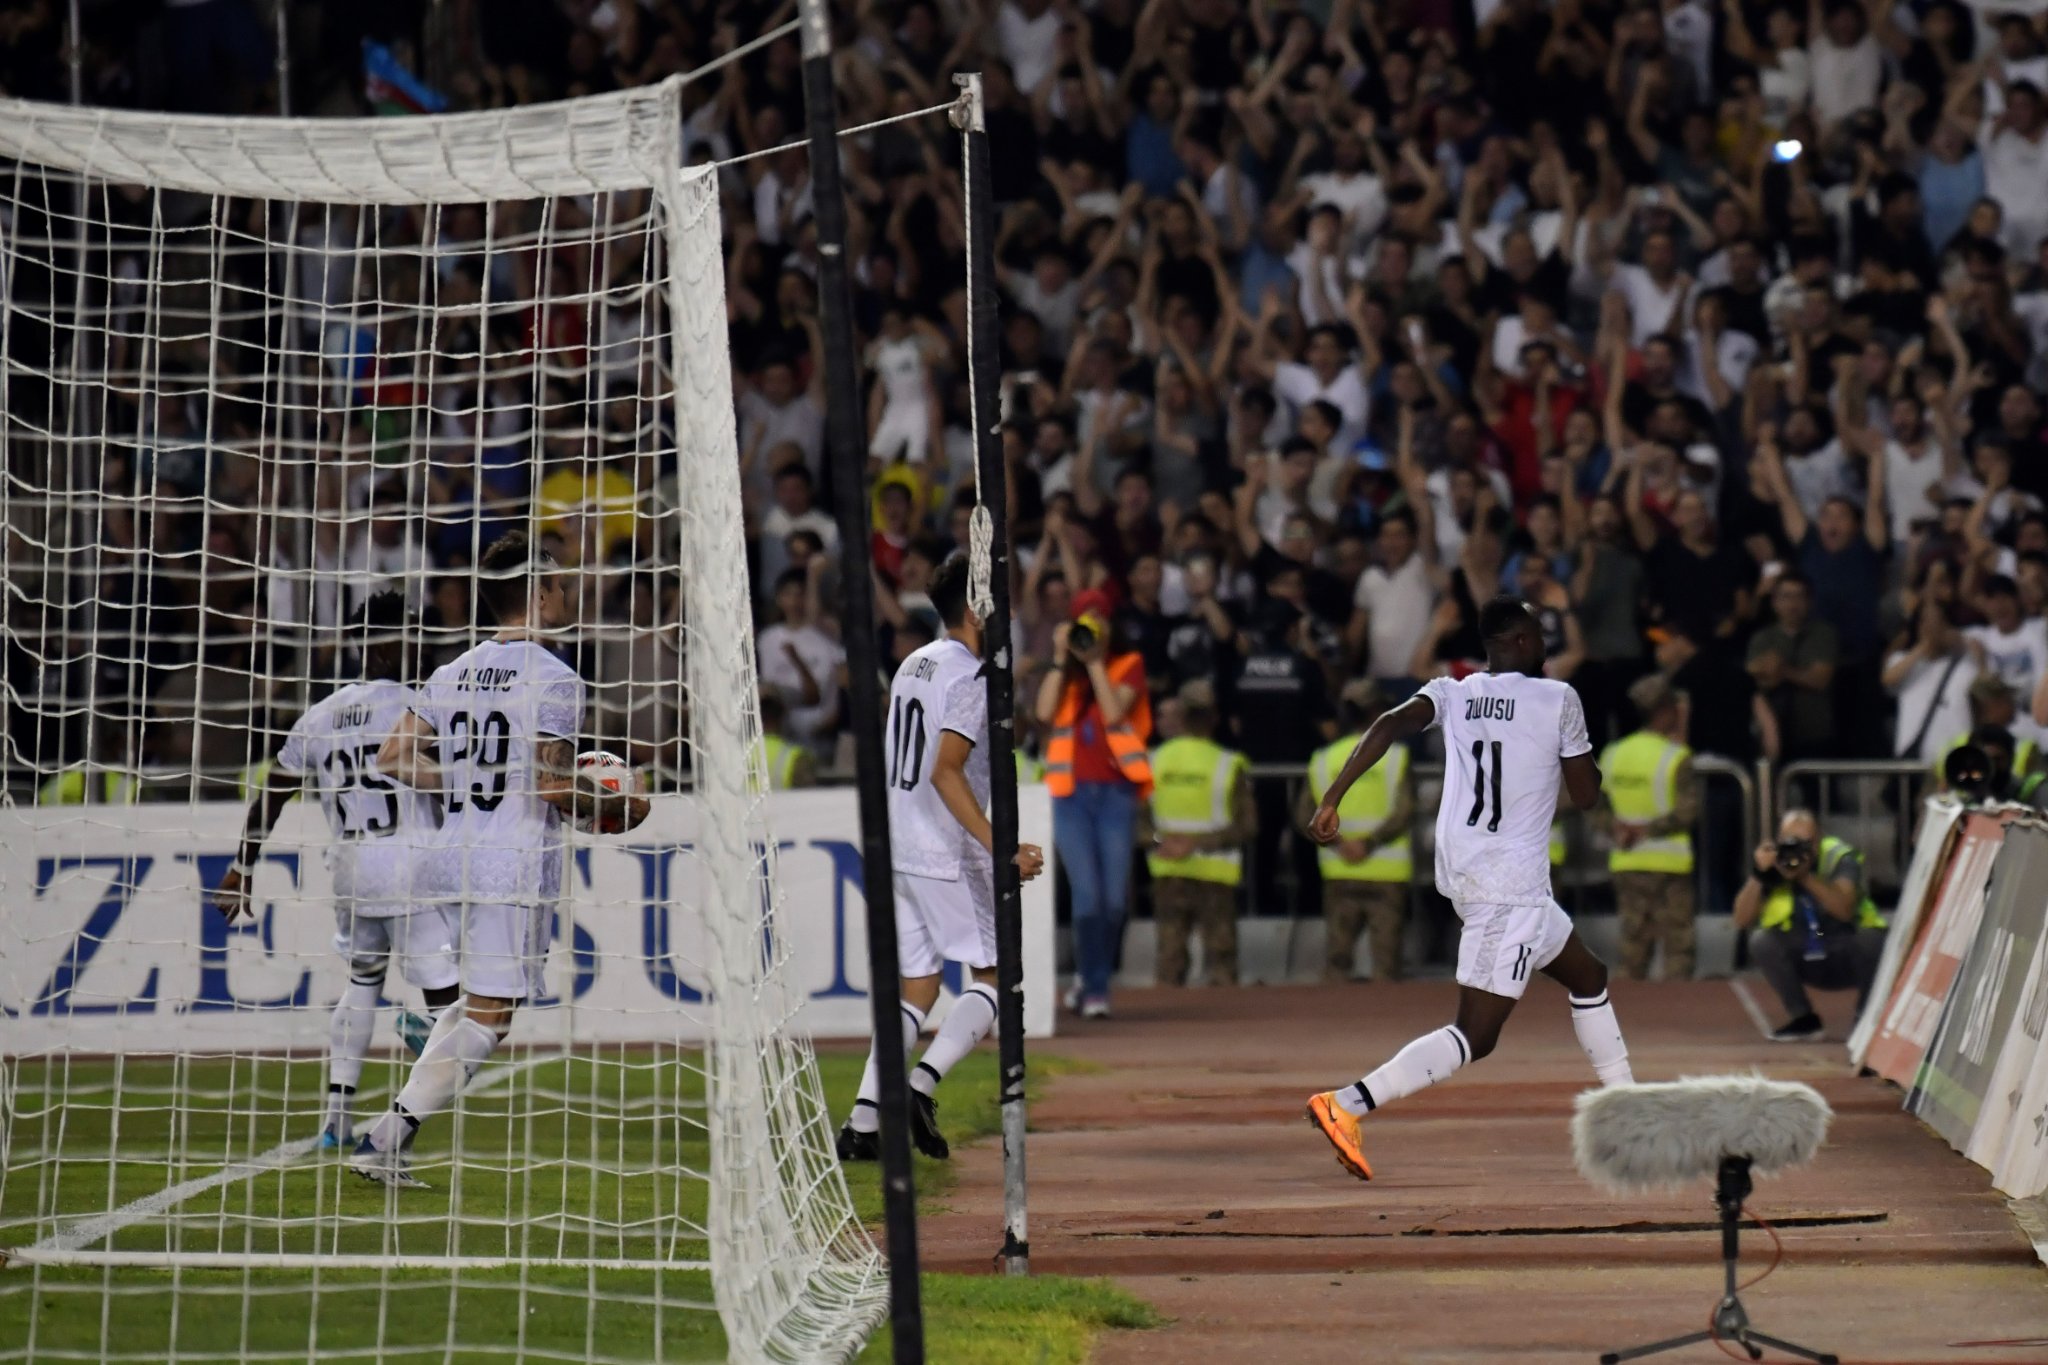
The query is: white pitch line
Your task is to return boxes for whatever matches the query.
[7,1249,711,1273]
[27,1055,549,1255]
[1729,975,1775,1039]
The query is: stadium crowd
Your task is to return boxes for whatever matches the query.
[10,0,2048,999]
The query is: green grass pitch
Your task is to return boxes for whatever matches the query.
[0,1046,1153,1362]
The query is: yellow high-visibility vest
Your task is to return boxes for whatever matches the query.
[1308,736,1412,883]
[238,758,274,803]
[36,767,138,806]
[1016,751,1044,784]
[1601,730,1694,874]
[753,733,804,791]
[1758,836,1887,931]
[1146,735,1246,886]
[1938,732,2037,779]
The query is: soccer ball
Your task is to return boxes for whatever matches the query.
[574,750,640,835]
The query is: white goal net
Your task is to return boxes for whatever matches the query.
[0,78,886,1363]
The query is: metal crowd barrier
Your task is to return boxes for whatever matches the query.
[1232,753,1763,925]
[1770,759,1933,897]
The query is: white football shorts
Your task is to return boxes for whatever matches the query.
[334,901,461,991]
[869,398,931,465]
[894,865,997,978]
[458,901,552,1000]
[1454,898,1574,1000]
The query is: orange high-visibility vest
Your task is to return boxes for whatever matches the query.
[1044,652,1154,799]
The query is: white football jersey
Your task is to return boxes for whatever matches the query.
[274,678,436,911]
[412,638,584,907]
[1421,671,1591,907]
[885,637,990,880]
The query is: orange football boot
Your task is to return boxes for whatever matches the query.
[1304,1091,1373,1181]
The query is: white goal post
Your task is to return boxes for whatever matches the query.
[0,77,886,1363]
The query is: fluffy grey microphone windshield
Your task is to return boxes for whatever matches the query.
[1572,1075,1833,1193]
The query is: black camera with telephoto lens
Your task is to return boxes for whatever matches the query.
[1774,837,1814,874]
[1067,611,1105,658]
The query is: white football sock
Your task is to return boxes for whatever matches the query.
[1570,989,1634,1086]
[848,1000,926,1134]
[325,973,382,1129]
[912,984,998,1097]
[1335,1025,1471,1117]
[364,1006,501,1151]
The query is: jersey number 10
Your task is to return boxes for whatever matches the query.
[887,698,926,792]
[1466,740,1505,833]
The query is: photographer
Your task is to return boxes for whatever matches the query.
[1733,810,1890,1042]
[1947,728,2048,808]
[1036,589,1154,1019]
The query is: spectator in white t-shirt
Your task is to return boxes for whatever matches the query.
[1851,393,1952,547]
[1002,247,1083,354]
[1257,321,1373,453]
[1345,508,1436,689]
[738,355,825,502]
[757,463,839,602]
[1807,0,1882,136]
[1969,575,2048,744]
[758,567,847,751]
[1608,229,1692,347]
[1300,126,1388,250]
[1180,129,1260,254]
[1286,205,1350,327]
[1984,83,2048,262]
[1776,406,1857,523]
[996,0,1061,96]
[1883,598,1979,765]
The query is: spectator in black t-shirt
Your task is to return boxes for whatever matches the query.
[1658,619,1764,763]
[1705,238,1773,347]
[1850,173,1939,294]
[1620,336,1715,440]
[1116,552,1175,703]
[1635,487,1757,640]
[1231,599,1337,919]
[1657,618,1765,911]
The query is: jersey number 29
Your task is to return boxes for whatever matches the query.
[446,710,511,812]
[1466,740,1504,833]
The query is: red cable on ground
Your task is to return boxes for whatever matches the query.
[1739,1204,1786,1292]
[1706,1205,1789,1362]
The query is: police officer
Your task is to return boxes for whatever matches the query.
[1733,808,1889,1041]
[1298,680,1413,982]
[1140,681,1252,987]
[1601,675,1700,980]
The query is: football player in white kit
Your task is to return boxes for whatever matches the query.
[837,554,1045,1162]
[351,531,649,1187]
[866,303,943,466]
[1303,597,1634,1180]
[213,592,459,1149]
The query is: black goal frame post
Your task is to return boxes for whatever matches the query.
[798,0,925,1358]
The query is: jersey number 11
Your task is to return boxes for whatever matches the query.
[1466,740,1504,833]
